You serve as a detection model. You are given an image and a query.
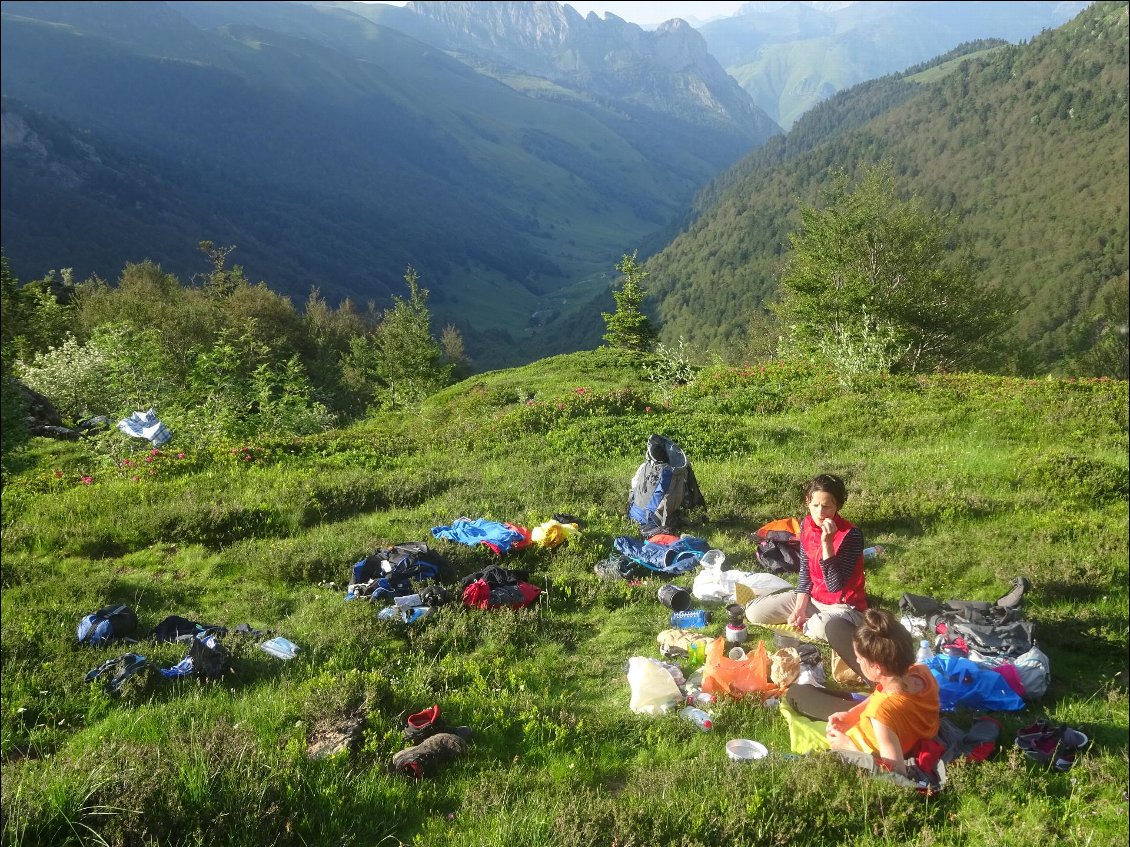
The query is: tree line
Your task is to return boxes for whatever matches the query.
[0,244,466,463]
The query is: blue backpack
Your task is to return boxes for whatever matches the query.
[628,435,707,538]
[77,604,138,647]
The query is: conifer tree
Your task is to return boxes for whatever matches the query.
[370,266,452,407]
[602,251,658,351]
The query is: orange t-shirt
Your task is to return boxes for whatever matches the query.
[847,664,940,755]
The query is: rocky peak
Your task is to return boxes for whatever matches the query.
[399,0,777,139]
[407,1,584,52]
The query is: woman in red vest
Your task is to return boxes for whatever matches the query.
[745,473,870,683]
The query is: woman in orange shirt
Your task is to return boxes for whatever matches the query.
[823,608,941,776]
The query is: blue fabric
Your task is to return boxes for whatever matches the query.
[431,518,524,553]
[634,465,671,520]
[613,536,708,574]
[925,654,1026,712]
[77,616,114,647]
[157,656,195,679]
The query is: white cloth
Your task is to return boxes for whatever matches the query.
[117,408,171,446]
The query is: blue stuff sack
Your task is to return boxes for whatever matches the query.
[77,604,138,647]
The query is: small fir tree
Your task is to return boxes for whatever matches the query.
[602,251,658,351]
[369,266,452,408]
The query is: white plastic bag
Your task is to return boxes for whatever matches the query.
[692,567,734,602]
[627,656,683,715]
[736,572,792,598]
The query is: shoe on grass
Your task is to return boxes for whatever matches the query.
[403,704,472,743]
[1016,718,1057,742]
[1052,727,1089,771]
[392,732,469,779]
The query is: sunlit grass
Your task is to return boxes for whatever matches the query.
[2,357,1127,846]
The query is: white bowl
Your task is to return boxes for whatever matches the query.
[726,738,768,762]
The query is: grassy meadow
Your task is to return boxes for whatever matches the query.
[1,349,1127,846]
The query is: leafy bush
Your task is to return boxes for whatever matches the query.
[644,338,697,402]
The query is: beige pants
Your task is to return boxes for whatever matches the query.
[744,590,864,640]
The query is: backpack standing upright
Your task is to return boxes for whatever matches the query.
[628,434,707,538]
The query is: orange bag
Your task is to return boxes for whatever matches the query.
[755,517,801,539]
[701,637,776,699]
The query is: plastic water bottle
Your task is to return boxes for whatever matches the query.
[916,639,935,663]
[679,706,713,731]
[685,686,715,708]
[863,545,885,560]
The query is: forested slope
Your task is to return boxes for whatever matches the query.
[646,2,1128,375]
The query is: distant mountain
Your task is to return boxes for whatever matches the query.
[700,1,1092,127]
[644,1,1128,375]
[0,0,779,370]
[364,1,776,142]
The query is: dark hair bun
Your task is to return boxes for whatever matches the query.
[863,608,889,633]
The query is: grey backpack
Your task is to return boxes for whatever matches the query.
[627,435,706,538]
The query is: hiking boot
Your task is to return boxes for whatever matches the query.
[996,577,1031,609]
[391,732,468,779]
[404,704,442,742]
[403,705,472,743]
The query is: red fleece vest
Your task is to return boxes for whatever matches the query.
[800,514,867,609]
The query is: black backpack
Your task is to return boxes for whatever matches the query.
[77,604,138,647]
[627,435,707,537]
[900,578,1034,660]
[755,530,803,574]
[189,632,229,680]
[351,542,446,586]
[151,615,227,643]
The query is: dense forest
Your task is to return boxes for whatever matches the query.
[645,2,1128,377]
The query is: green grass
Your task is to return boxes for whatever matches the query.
[2,352,1127,846]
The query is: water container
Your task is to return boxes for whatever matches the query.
[679,706,713,731]
[685,639,708,665]
[863,545,886,560]
[260,637,300,660]
[915,639,935,663]
[725,623,747,644]
[692,690,716,708]
[670,609,708,629]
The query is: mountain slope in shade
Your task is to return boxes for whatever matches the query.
[0,0,776,369]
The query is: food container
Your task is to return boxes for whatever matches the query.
[725,738,768,762]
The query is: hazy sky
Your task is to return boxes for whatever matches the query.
[367,2,750,27]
